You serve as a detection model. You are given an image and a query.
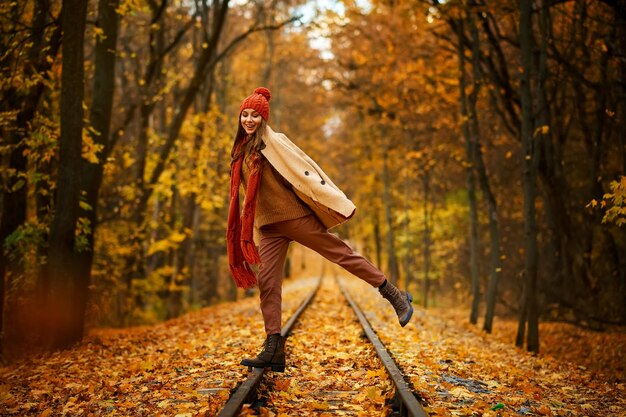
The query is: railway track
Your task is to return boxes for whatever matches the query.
[217,277,428,417]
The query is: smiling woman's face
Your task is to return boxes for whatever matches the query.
[241,108,263,135]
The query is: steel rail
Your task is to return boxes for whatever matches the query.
[338,279,429,417]
[217,278,322,417]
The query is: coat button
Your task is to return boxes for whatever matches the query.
[321,180,326,185]
[304,171,309,176]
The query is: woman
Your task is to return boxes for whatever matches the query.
[228,87,413,372]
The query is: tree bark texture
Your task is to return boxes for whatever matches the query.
[373,212,382,269]
[466,9,503,334]
[43,0,89,349]
[518,0,540,354]
[421,172,432,308]
[402,169,413,293]
[382,149,399,285]
[76,0,121,325]
[456,19,481,325]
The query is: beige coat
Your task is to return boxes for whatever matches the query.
[261,125,356,229]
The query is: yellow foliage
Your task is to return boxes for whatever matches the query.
[116,0,145,15]
[147,230,188,256]
[82,128,104,164]
[598,176,626,226]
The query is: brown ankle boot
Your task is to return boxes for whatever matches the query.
[240,333,285,372]
[379,281,414,327]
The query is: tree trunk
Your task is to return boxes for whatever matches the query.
[614,1,626,323]
[76,0,121,327]
[518,0,540,354]
[166,184,182,320]
[43,0,89,349]
[382,149,399,284]
[373,211,382,269]
[262,9,275,85]
[403,169,413,292]
[188,206,202,306]
[515,281,527,347]
[183,15,210,310]
[466,8,503,334]
[456,19,481,325]
[421,172,432,308]
[479,142,503,333]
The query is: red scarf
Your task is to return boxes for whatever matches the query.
[227,140,263,288]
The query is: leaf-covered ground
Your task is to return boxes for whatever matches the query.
[244,277,395,416]
[0,278,319,416]
[431,307,626,385]
[1,271,625,417]
[340,273,626,417]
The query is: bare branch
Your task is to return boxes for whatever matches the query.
[211,15,302,68]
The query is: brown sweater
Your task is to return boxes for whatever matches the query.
[241,153,311,228]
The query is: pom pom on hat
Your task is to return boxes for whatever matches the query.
[240,87,271,121]
[253,87,271,101]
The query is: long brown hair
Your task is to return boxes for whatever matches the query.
[230,118,267,162]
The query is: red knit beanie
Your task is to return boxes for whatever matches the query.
[239,87,271,121]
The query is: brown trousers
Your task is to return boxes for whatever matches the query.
[257,214,386,334]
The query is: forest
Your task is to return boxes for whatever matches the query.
[1,0,625,362]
